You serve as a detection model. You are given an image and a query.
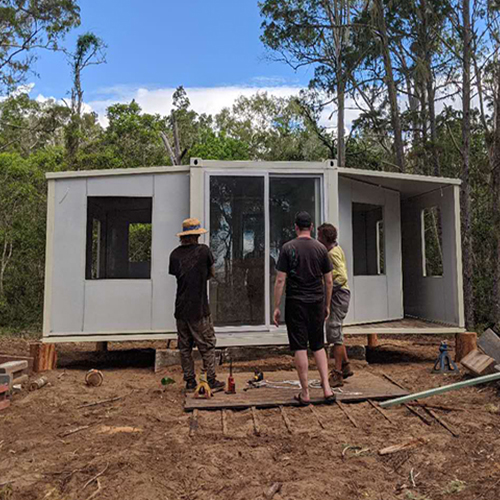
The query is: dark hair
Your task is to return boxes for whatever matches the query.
[180,234,200,245]
[295,211,312,230]
[318,223,337,244]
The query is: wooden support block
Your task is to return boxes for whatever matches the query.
[367,334,379,348]
[0,355,33,372]
[455,332,477,362]
[0,384,10,411]
[461,350,497,376]
[29,343,57,373]
[478,329,500,363]
[95,342,108,352]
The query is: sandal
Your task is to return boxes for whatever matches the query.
[294,393,311,406]
[324,393,336,405]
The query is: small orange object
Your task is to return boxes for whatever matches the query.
[226,360,236,394]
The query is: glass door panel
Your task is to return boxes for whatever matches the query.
[269,177,322,324]
[209,176,265,327]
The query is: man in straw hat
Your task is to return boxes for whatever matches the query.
[169,218,225,392]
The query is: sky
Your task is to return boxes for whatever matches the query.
[28,0,320,126]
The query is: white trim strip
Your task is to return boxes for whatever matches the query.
[46,166,191,179]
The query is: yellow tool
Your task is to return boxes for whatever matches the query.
[194,371,212,399]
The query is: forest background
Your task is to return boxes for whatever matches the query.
[1,0,500,332]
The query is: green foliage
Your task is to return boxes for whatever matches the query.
[0,0,80,93]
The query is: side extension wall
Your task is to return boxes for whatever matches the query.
[401,185,464,326]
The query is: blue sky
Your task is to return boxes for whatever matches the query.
[28,0,318,123]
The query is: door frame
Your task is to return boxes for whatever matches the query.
[204,169,327,333]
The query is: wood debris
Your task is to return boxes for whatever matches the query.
[378,437,427,456]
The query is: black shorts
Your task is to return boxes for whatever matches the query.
[285,299,325,352]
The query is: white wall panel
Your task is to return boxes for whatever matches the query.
[50,179,87,333]
[87,175,153,197]
[339,177,403,324]
[83,280,152,331]
[151,172,190,330]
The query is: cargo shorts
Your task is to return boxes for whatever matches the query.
[326,288,351,345]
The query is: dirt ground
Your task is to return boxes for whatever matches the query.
[1,335,500,500]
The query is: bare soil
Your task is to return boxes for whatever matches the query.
[1,335,500,500]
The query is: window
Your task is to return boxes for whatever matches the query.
[352,202,384,276]
[422,206,443,277]
[86,197,152,280]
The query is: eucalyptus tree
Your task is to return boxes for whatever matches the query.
[0,0,80,93]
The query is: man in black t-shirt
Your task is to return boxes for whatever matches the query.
[273,211,336,404]
[169,218,225,392]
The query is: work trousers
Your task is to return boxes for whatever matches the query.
[176,315,216,382]
[326,288,351,345]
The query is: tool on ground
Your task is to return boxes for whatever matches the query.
[161,376,175,387]
[432,341,459,373]
[253,370,264,383]
[194,372,212,399]
[226,359,236,394]
[29,376,48,392]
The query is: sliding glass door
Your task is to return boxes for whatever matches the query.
[208,173,323,330]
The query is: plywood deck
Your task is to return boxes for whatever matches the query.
[184,372,408,412]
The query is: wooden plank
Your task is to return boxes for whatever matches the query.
[0,355,33,372]
[189,410,199,437]
[424,408,459,437]
[461,350,497,376]
[336,401,358,428]
[221,410,228,436]
[455,332,477,361]
[251,406,261,436]
[378,437,427,456]
[478,328,500,363]
[404,403,432,426]
[382,373,407,391]
[309,404,327,429]
[185,372,408,411]
[280,406,293,434]
[380,372,500,408]
[368,399,393,423]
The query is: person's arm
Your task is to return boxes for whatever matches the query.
[324,271,333,320]
[273,271,287,327]
[207,247,215,280]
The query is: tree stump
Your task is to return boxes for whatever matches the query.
[367,334,379,348]
[455,332,477,362]
[29,342,57,373]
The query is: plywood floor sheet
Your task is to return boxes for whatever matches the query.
[184,372,408,412]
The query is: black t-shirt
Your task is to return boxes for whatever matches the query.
[276,237,333,302]
[169,244,214,321]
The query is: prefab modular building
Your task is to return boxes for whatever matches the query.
[43,159,465,345]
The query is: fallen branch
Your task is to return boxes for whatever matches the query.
[83,463,109,491]
[77,396,124,409]
[379,437,427,456]
[83,478,101,500]
[60,425,91,438]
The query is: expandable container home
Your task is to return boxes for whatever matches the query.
[43,159,465,345]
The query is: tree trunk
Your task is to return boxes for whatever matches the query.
[461,0,475,330]
[491,66,500,324]
[374,0,405,172]
[337,79,346,168]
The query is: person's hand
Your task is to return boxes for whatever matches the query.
[273,308,281,327]
[325,305,330,321]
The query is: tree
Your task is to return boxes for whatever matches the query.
[66,32,106,162]
[260,0,358,167]
[0,0,80,93]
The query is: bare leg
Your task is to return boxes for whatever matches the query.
[313,348,334,397]
[294,350,310,402]
[332,345,343,371]
[343,345,349,363]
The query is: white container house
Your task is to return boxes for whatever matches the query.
[43,159,465,345]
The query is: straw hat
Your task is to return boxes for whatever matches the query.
[177,218,208,237]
